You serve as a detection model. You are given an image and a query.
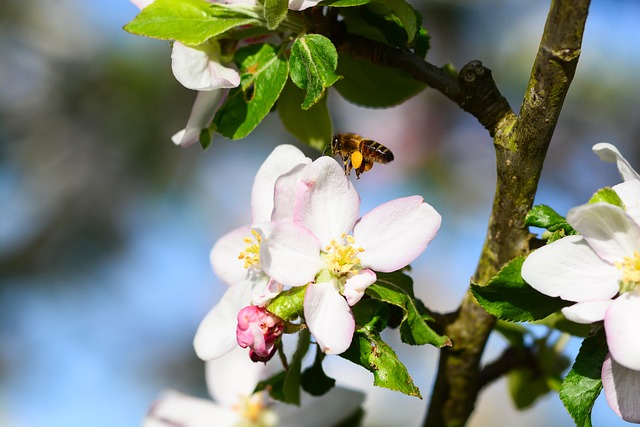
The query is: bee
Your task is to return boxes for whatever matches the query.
[330,133,394,179]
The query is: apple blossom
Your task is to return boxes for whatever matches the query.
[521,143,640,422]
[260,156,442,354]
[144,347,366,427]
[236,305,285,362]
[193,145,311,360]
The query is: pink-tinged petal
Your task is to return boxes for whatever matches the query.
[193,283,253,360]
[343,269,377,306]
[171,42,240,91]
[602,353,640,423]
[277,387,366,427]
[143,390,239,427]
[261,222,324,287]
[271,163,308,222]
[251,145,310,223]
[605,290,640,371]
[521,235,620,302]
[251,278,283,306]
[614,179,640,226]
[287,0,322,10]
[294,157,360,247]
[568,203,640,264]
[205,347,267,407]
[354,196,441,272]
[560,300,612,324]
[172,90,225,147]
[593,143,640,182]
[305,279,355,354]
[210,225,253,286]
[131,0,154,9]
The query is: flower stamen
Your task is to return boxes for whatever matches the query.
[323,234,364,277]
[239,229,262,269]
[615,251,640,293]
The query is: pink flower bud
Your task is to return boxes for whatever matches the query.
[236,306,284,361]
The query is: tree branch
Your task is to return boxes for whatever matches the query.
[423,1,591,426]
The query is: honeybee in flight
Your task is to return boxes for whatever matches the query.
[330,133,394,179]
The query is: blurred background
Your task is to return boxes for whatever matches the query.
[1,0,639,426]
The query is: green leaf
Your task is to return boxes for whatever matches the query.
[255,371,287,401]
[470,256,571,322]
[508,367,553,409]
[334,52,426,107]
[525,204,576,236]
[533,312,593,338]
[277,79,332,152]
[264,0,288,30]
[341,301,421,398]
[560,330,608,427]
[413,27,430,58]
[302,347,336,396]
[366,271,450,348]
[589,187,624,207]
[289,34,341,110]
[214,43,289,139]
[370,0,420,43]
[124,0,260,46]
[494,320,528,348]
[266,285,306,321]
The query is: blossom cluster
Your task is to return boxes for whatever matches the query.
[522,143,640,423]
[195,144,442,359]
[130,0,322,147]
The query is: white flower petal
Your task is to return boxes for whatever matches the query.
[343,269,377,306]
[251,145,310,223]
[205,347,267,407]
[593,143,640,182]
[568,203,640,263]
[193,283,253,360]
[143,390,239,427]
[560,300,612,323]
[277,387,366,427]
[602,353,640,423]
[171,42,240,91]
[605,290,640,371]
[210,225,253,286]
[261,222,324,287]
[294,157,360,247]
[521,235,620,302]
[172,90,225,147]
[131,0,154,9]
[287,0,322,11]
[613,179,640,225]
[304,279,355,354]
[271,163,309,222]
[354,196,441,272]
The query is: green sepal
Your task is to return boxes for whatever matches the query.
[321,0,372,6]
[277,79,332,152]
[588,186,624,208]
[560,330,608,427]
[264,0,288,30]
[301,347,336,396]
[266,284,306,321]
[366,271,450,348]
[470,256,571,322]
[334,52,426,107]
[198,126,214,150]
[213,43,288,139]
[289,34,341,110]
[124,0,260,46]
[340,300,421,398]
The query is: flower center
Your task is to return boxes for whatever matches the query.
[238,229,262,269]
[233,392,277,427]
[323,234,364,277]
[616,251,640,293]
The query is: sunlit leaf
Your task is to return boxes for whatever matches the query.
[124,0,260,45]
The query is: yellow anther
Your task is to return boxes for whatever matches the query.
[322,235,365,277]
[616,251,640,293]
[238,230,262,269]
